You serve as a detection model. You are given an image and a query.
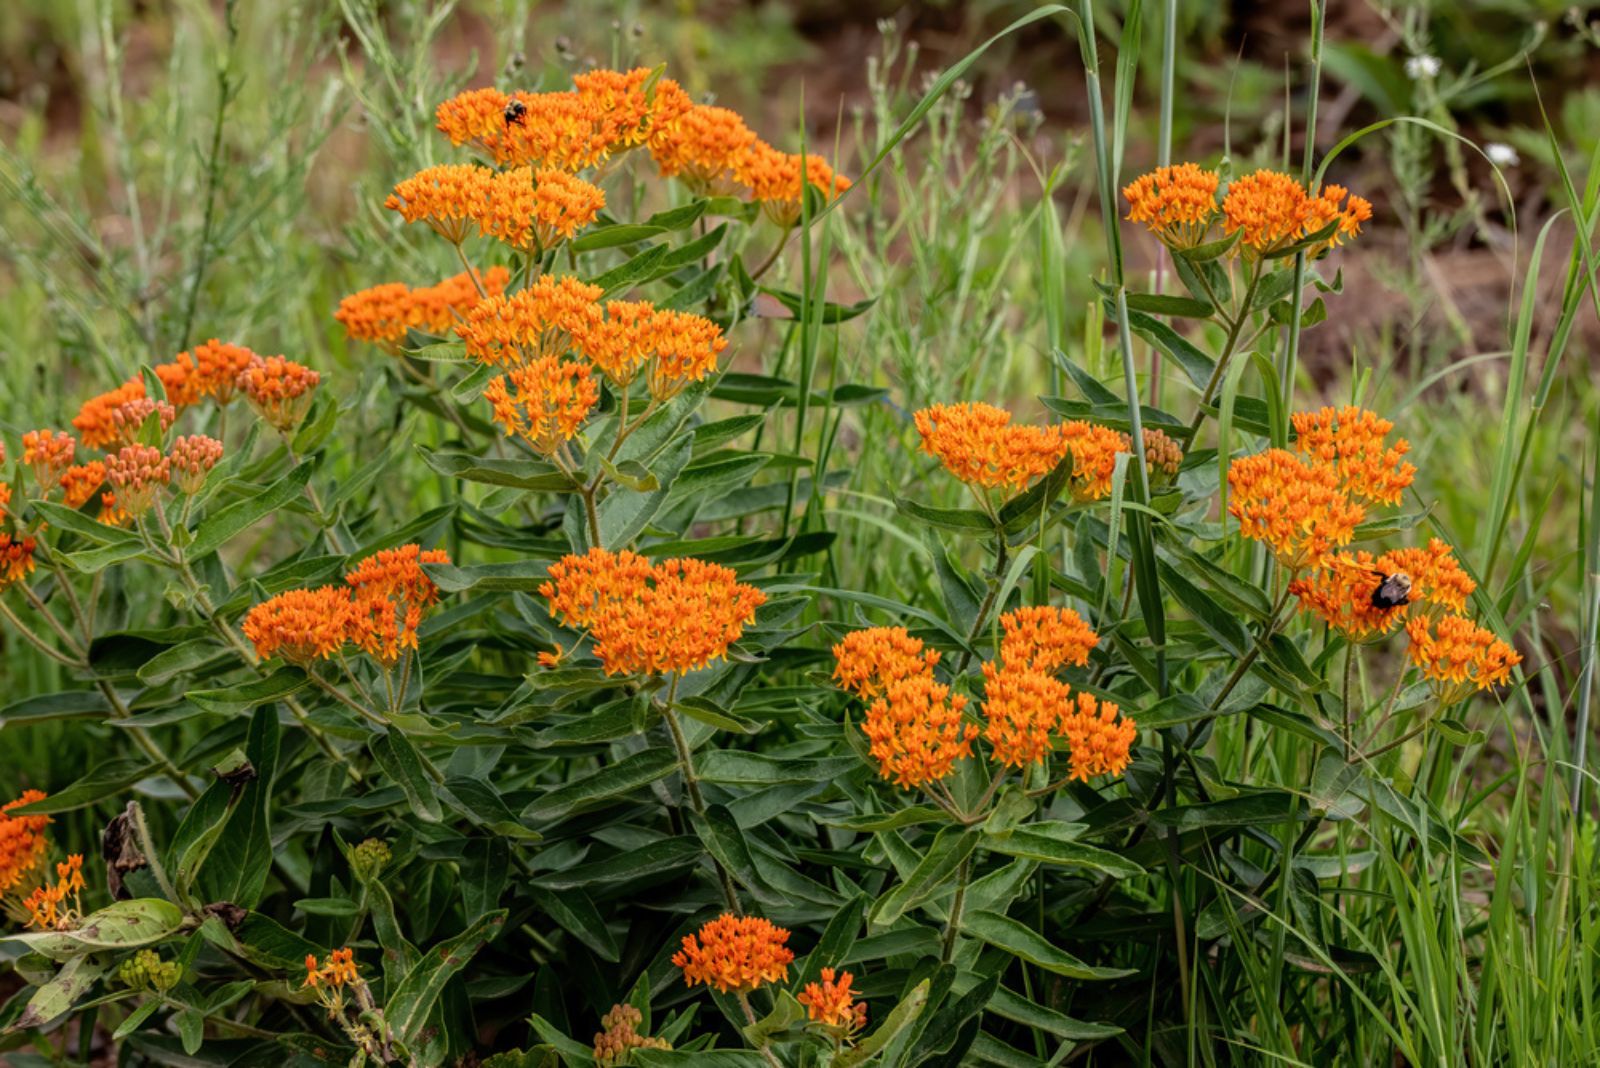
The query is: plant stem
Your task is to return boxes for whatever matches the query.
[735,991,785,1068]
[940,855,972,963]
[955,529,1008,675]
[1182,268,1263,444]
[662,687,742,914]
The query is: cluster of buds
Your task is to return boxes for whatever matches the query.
[168,435,225,495]
[104,445,172,518]
[118,948,182,993]
[592,1003,671,1065]
[238,356,321,434]
[21,430,75,491]
[350,838,392,882]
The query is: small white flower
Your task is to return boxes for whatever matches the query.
[1486,142,1520,167]
[1405,54,1442,79]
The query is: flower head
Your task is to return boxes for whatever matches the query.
[593,1003,672,1064]
[0,791,50,898]
[408,266,511,335]
[1123,163,1221,248]
[1291,406,1414,505]
[480,167,606,252]
[1289,551,1406,640]
[1302,184,1373,249]
[1222,169,1311,253]
[982,664,1070,768]
[337,269,512,351]
[580,301,728,397]
[482,357,599,455]
[457,275,603,368]
[72,381,147,448]
[798,968,867,1033]
[1059,692,1137,781]
[832,625,940,700]
[384,163,496,244]
[436,76,680,172]
[1405,613,1520,703]
[737,141,851,226]
[1141,427,1184,481]
[0,534,36,591]
[237,355,320,433]
[650,104,760,194]
[21,431,75,491]
[1226,449,1365,571]
[168,435,224,495]
[914,402,1070,496]
[1378,538,1475,615]
[184,340,259,404]
[303,947,360,990]
[573,67,692,154]
[1061,420,1132,501]
[105,397,177,448]
[60,462,106,510]
[344,545,451,666]
[105,444,171,517]
[23,854,84,932]
[242,586,355,664]
[540,548,766,676]
[672,913,794,993]
[997,605,1099,674]
[862,673,977,788]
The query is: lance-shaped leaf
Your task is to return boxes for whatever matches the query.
[962,910,1134,979]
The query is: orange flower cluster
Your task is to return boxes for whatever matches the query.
[0,791,50,900]
[914,402,1069,495]
[1222,169,1372,254]
[1062,421,1133,501]
[583,301,729,398]
[982,662,1072,768]
[385,164,606,252]
[798,968,867,1032]
[72,381,148,448]
[861,672,979,788]
[162,339,260,406]
[1123,163,1222,248]
[0,535,36,590]
[1059,692,1138,781]
[104,444,171,517]
[345,544,451,666]
[303,948,360,990]
[998,605,1099,674]
[238,355,320,433]
[336,267,512,350]
[1290,539,1476,640]
[168,435,224,494]
[540,547,765,676]
[737,143,852,227]
[23,854,84,932]
[672,913,794,993]
[1226,449,1366,571]
[457,275,604,369]
[60,463,105,511]
[1405,613,1521,703]
[436,70,690,171]
[482,357,599,455]
[831,625,940,699]
[384,163,492,243]
[648,104,758,194]
[242,586,355,664]
[21,430,74,490]
[71,341,285,450]
[1291,405,1415,505]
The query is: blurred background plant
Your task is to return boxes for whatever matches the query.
[2,0,1598,1064]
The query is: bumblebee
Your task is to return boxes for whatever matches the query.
[504,99,528,127]
[1370,571,1413,610]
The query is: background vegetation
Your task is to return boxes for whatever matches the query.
[1,0,1597,1065]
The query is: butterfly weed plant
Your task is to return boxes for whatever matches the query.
[0,4,1572,1066]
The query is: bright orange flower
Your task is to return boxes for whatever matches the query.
[1378,538,1475,615]
[99,493,130,528]
[1058,691,1137,781]
[1291,406,1415,505]
[480,167,606,252]
[580,301,728,397]
[104,444,171,517]
[982,664,1070,768]
[997,605,1099,674]
[672,913,794,993]
[23,854,84,932]
[410,266,511,335]
[832,625,940,700]
[1289,552,1407,640]
[72,380,147,448]
[914,402,1070,495]
[0,791,50,898]
[21,431,75,491]
[60,462,106,510]
[482,357,600,455]
[1405,613,1520,702]
[182,340,259,404]
[1226,449,1365,571]
[1222,169,1311,253]
[737,141,851,226]
[1122,163,1221,248]
[0,534,35,590]
[650,104,760,194]
[338,268,512,350]
[436,87,610,172]
[0,483,7,519]
[385,163,497,243]
[303,947,360,989]
[1302,184,1373,248]
[237,355,320,433]
[344,545,450,666]
[1061,420,1132,501]
[861,672,978,788]
[573,67,692,153]
[540,548,766,676]
[168,435,224,495]
[242,586,354,664]
[798,968,867,1032]
[457,274,604,369]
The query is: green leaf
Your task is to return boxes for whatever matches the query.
[570,223,670,251]
[799,894,869,985]
[1118,306,1217,391]
[988,985,1121,1040]
[386,910,507,1048]
[742,989,805,1048]
[1177,230,1241,261]
[13,758,156,813]
[527,886,619,962]
[896,496,997,536]
[294,897,361,917]
[1150,791,1306,830]
[520,748,679,822]
[186,667,307,716]
[961,910,1134,979]
[418,447,575,492]
[188,464,313,559]
[31,501,140,546]
[196,704,278,908]
[821,807,948,832]
[0,690,112,728]
[983,827,1144,879]
[594,435,694,550]
[533,838,701,889]
[690,803,783,907]
[3,899,184,962]
[756,286,877,323]
[1123,291,1214,318]
[871,827,980,926]
[594,243,671,294]
[834,979,931,1067]
[8,955,109,1032]
[370,730,444,823]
